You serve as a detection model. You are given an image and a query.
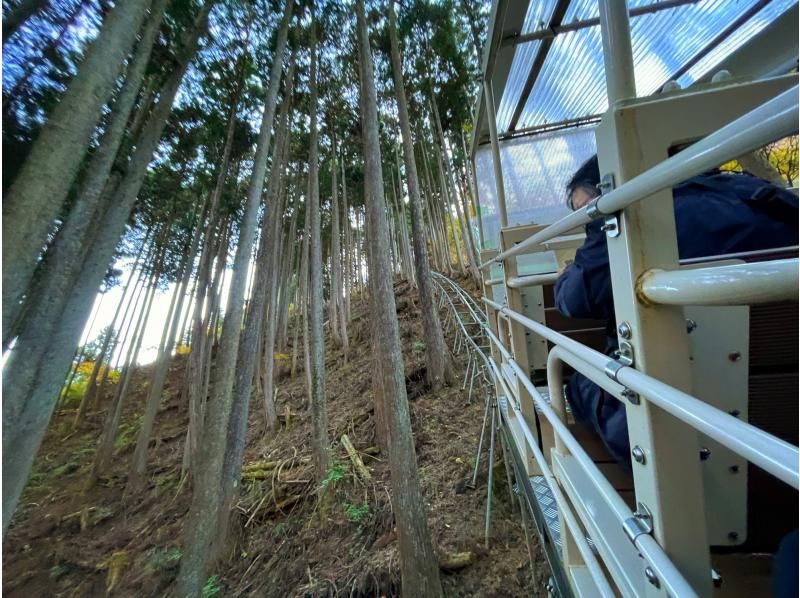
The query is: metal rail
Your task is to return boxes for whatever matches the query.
[480,85,799,270]
[639,258,799,306]
[433,273,621,595]
[484,296,800,489]
[477,290,698,596]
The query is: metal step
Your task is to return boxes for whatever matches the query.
[531,475,562,551]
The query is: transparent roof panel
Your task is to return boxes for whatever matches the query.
[496,0,558,130]
[474,126,597,249]
[677,0,797,85]
[498,0,795,132]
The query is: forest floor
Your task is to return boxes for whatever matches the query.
[3,276,545,597]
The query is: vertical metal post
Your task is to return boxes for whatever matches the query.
[483,80,509,228]
[470,157,486,250]
[598,0,637,105]
[485,401,497,548]
[596,121,712,596]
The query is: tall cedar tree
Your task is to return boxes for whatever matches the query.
[356,0,443,594]
[176,0,293,591]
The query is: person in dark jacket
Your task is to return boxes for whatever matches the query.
[554,155,799,468]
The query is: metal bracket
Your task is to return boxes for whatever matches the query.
[586,198,604,219]
[597,172,615,195]
[621,388,640,405]
[623,502,654,543]
[604,340,634,382]
[601,215,620,238]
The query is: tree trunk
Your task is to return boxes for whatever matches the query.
[292,198,311,382]
[341,157,353,323]
[443,137,480,285]
[74,231,152,428]
[3,0,167,352]
[258,59,296,435]
[460,129,485,250]
[0,3,213,537]
[86,253,161,489]
[429,97,480,284]
[356,2,443,594]
[185,65,246,475]
[328,126,343,348]
[126,198,206,495]
[387,0,453,389]
[217,48,296,557]
[176,0,293,591]
[306,15,331,484]
[276,199,299,352]
[2,0,153,330]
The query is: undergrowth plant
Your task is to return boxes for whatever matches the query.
[344,502,370,523]
[202,574,221,598]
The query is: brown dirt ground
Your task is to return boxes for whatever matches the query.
[3,276,547,597]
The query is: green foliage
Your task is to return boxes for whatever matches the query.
[115,415,144,450]
[147,547,182,572]
[412,340,426,354]
[343,502,370,523]
[60,359,121,407]
[51,461,80,478]
[49,564,70,580]
[321,460,346,489]
[202,574,221,598]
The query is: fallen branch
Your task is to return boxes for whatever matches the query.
[439,551,475,572]
[341,434,371,482]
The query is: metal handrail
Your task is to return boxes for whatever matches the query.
[482,311,697,597]
[437,272,699,595]
[483,296,800,488]
[490,360,617,598]
[480,85,799,270]
[639,258,799,306]
[435,274,618,595]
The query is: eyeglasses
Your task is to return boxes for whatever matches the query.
[566,183,600,211]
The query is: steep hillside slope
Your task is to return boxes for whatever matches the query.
[3,278,542,597]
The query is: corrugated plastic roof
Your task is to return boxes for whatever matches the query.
[495,0,796,132]
[495,0,558,129]
[474,125,597,248]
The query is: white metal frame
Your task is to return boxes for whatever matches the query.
[470,1,800,594]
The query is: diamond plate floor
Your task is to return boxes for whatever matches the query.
[532,475,562,550]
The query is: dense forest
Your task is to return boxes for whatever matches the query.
[1,1,536,596]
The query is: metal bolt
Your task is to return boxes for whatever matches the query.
[622,389,640,404]
[645,567,660,588]
[686,319,697,334]
[729,465,740,474]
[632,446,646,464]
[728,531,739,542]
[699,448,711,461]
[728,351,742,362]
[712,569,723,588]
[601,221,617,233]
[617,321,632,339]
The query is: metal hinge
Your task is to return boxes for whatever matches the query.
[623,502,653,543]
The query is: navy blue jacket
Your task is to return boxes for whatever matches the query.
[554,172,798,467]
